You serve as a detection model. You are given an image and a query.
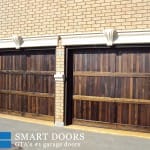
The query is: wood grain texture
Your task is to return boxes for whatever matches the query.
[71,48,150,130]
[0,49,55,121]
[73,95,150,104]
[74,71,150,77]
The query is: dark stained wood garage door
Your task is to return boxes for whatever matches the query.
[0,48,55,121]
[66,47,150,132]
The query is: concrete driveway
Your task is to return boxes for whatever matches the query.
[0,117,149,150]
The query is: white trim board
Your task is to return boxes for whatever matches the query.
[61,30,150,46]
[0,30,150,49]
[0,35,58,49]
[114,31,150,44]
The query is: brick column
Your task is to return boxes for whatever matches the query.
[54,38,65,127]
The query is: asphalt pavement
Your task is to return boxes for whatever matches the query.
[0,118,149,150]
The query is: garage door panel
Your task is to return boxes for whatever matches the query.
[39,97,48,115]
[74,76,116,97]
[73,100,117,123]
[117,103,129,124]
[0,49,55,121]
[0,92,55,118]
[138,104,150,126]
[115,77,132,99]
[73,51,116,72]
[26,74,54,93]
[71,48,150,131]
[38,97,54,116]
[27,53,55,71]
[11,95,21,112]
[73,49,117,124]
[99,77,116,97]
[27,96,36,113]
[114,50,150,129]
[145,54,150,73]
[0,74,23,91]
[0,94,7,110]
[133,78,149,99]
[0,55,26,70]
[116,50,150,100]
[98,102,116,123]
[116,50,150,73]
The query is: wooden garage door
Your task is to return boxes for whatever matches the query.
[71,47,150,132]
[0,48,55,121]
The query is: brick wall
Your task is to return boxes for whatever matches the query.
[55,39,65,125]
[0,0,149,38]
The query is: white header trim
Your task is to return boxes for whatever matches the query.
[0,30,150,49]
[0,35,58,49]
[61,33,106,46]
[61,30,150,46]
[114,31,150,44]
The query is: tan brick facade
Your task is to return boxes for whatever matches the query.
[55,39,65,126]
[0,0,149,126]
[0,0,149,38]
